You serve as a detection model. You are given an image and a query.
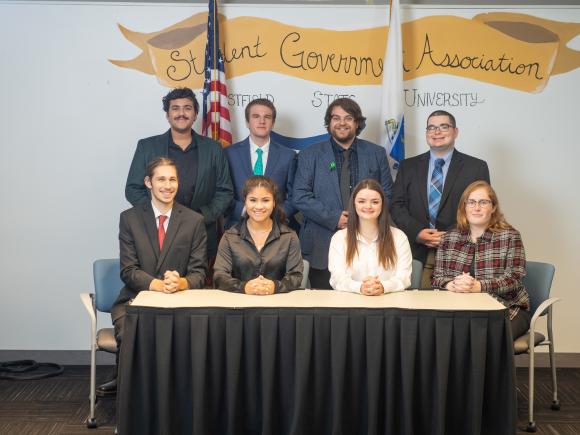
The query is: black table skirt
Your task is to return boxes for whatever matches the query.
[117,306,516,435]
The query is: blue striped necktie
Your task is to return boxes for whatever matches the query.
[428,158,445,228]
[253,148,264,175]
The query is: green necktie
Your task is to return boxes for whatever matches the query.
[253,148,264,175]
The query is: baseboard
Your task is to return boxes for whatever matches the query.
[1,350,579,367]
[0,350,115,365]
[515,352,580,368]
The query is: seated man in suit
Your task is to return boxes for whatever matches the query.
[293,98,393,289]
[390,110,490,287]
[225,98,297,228]
[97,157,207,396]
[125,87,233,260]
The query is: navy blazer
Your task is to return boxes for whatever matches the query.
[124,129,233,257]
[292,138,393,270]
[225,137,297,227]
[390,149,490,264]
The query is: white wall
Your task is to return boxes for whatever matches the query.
[0,2,578,352]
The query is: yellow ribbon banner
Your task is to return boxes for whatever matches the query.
[111,12,580,93]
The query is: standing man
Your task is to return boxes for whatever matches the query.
[97,157,207,396]
[293,98,393,289]
[225,98,297,228]
[125,87,233,259]
[390,110,490,287]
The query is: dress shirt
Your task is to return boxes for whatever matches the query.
[432,227,530,319]
[168,132,198,207]
[426,149,454,196]
[328,227,412,293]
[330,137,359,199]
[213,219,303,293]
[151,202,172,232]
[250,138,270,174]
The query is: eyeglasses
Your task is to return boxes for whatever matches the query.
[426,124,454,134]
[330,115,355,123]
[465,199,493,208]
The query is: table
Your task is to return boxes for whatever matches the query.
[117,290,517,435]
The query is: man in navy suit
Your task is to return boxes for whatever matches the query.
[293,98,393,289]
[225,98,297,228]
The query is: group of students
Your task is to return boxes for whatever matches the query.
[96,87,530,396]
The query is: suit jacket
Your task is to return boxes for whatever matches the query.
[225,137,297,227]
[125,129,233,256]
[113,202,207,320]
[390,149,490,264]
[292,138,393,270]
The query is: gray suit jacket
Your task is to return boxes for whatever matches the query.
[112,202,207,320]
[292,138,393,270]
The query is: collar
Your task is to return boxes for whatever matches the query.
[429,148,454,165]
[249,136,270,154]
[151,202,173,221]
[169,129,197,151]
[330,136,358,153]
[356,231,378,245]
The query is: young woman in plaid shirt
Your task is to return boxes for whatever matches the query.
[432,180,531,339]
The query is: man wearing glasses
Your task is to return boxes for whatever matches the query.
[391,110,490,288]
[293,98,393,289]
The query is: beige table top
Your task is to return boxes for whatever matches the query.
[131,289,506,311]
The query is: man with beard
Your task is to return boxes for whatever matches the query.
[293,98,393,289]
[125,88,233,260]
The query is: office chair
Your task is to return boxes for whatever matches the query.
[513,261,561,432]
[301,259,310,288]
[410,259,423,289]
[80,259,123,429]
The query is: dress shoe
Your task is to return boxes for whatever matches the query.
[96,378,117,397]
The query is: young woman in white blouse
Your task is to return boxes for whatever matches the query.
[328,179,412,295]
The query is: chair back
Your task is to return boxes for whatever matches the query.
[93,259,123,313]
[410,259,423,289]
[523,261,555,315]
[301,259,310,289]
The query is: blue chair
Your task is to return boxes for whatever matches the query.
[80,259,123,429]
[301,259,310,289]
[513,261,561,432]
[409,259,423,289]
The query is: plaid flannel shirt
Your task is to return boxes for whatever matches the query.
[432,227,530,319]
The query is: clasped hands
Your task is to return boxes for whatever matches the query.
[417,228,446,248]
[360,276,384,296]
[245,275,276,295]
[445,272,482,293]
[150,270,186,293]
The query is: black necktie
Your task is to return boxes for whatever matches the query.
[340,149,351,209]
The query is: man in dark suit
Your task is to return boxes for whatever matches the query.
[390,110,490,287]
[125,87,233,258]
[293,98,393,289]
[97,157,207,396]
[225,98,296,228]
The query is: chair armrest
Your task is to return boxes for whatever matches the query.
[80,293,97,324]
[530,297,561,327]
[528,297,561,349]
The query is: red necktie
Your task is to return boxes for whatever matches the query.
[158,215,167,250]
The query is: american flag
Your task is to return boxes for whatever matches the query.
[202,0,232,147]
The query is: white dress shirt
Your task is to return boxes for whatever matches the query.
[249,137,270,174]
[328,227,412,293]
[151,202,172,232]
